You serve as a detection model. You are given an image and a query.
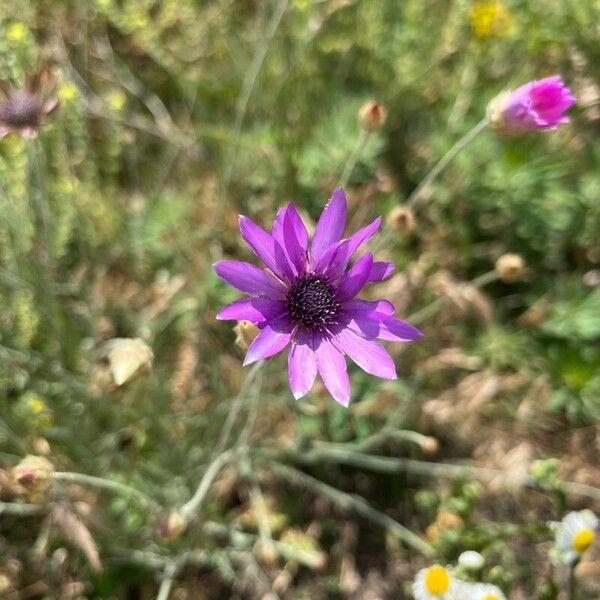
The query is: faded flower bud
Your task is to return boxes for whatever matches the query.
[358,100,387,132]
[458,550,485,570]
[387,206,415,233]
[102,338,154,386]
[495,253,525,283]
[486,76,575,136]
[156,510,187,540]
[234,320,259,351]
[13,455,54,495]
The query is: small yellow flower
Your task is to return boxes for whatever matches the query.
[107,90,127,112]
[58,81,79,103]
[469,2,513,40]
[6,22,29,43]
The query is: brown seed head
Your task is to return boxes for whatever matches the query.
[387,206,416,233]
[495,253,525,282]
[13,455,54,495]
[358,100,387,132]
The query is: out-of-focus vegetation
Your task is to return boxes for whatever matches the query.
[0,0,599,598]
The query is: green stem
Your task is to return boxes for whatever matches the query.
[338,129,371,188]
[405,118,488,208]
[568,563,577,600]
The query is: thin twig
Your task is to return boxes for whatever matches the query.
[268,462,435,557]
[0,502,48,517]
[54,472,160,512]
[156,561,176,600]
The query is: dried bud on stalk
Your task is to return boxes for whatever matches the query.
[13,455,54,495]
[156,510,187,540]
[233,320,259,351]
[102,338,154,386]
[387,206,415,233]
[420,436,439,455]
[495,253,525,283]
[358,100,387,132]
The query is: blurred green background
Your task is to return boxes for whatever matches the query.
[0,0,599,598]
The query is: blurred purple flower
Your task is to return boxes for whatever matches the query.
[487,75,576,135]
[214,188,423,406]
[0,66,58,140]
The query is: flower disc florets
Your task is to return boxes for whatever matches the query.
[0,91,42,127]
[286,273,341,328]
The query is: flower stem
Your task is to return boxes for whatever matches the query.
[338,129,371,189]
[568,563,577,600]
[405,118,488,209]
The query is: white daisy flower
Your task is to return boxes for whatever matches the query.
[470,582,507,600]
[554,509,598,565]
[413,564,457,599]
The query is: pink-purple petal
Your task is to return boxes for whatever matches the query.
[315,335,350,407]
[344,298,396,315]
[343,308,423,342]
[288,328,318,399]
[243,315,294,366]
[367,261,395,283]
[311,188,347,263]
[239,215,281,276]
[214,261,286,298]
[217,297,286,324]
[283,204,307,274]
[334,328,397,380]
[345,217,382,258]
[337,253,374,301]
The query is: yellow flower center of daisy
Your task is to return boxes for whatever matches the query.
[573,528,595,553]
[424,565,450,595]
[483,595,501,600]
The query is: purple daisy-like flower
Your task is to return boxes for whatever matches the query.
[214,188,423,406]
[486,75,576,135]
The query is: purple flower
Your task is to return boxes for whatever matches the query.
[214,188,423,406]
[486,75,576,135]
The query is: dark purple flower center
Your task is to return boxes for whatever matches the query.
[0,91,42,127]
[286,273,341,328]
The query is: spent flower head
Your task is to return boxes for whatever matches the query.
[486,76,576,136]
[214,188,423,406]
[0,66,58,140]
[554,509,598,565]
[358,100,387,132]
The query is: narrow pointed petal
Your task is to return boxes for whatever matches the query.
[367,261,395,282]
[320,240,352,280]
[288,328,317,399]
[239,215,281,275]
[272,207,297,279]
[334,328,397,379]
[345,217,382,258]
[337,253,374,301]
[243,315,294,366]
[343,308,423,342]
[283,204,307,274]
[376,315,424,342]
[344,298,395,315]
[285,203,309,252]
[311,188,347,263]
[315,335,350,406]
[217,297,286,323]
[214,261,286,298]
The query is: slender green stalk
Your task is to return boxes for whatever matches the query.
[338,129,371,189]
[156,561,176,600]
[53,471,160,512]
[405,118,488,208]
[568,563,577,600]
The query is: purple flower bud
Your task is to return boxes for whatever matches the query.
[486,75,576,135]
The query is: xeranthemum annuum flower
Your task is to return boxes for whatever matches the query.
[214,188,423,406]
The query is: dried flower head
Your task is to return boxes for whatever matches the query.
[495,253,525,283]
[358,100,387,132]
[156,510,187,540]
[0,66,58,140]
[486,76,576,136]
[387,206,415,233]
[233,320,260,350]
[214,188,422,406]
[469,2,512,40]
[102,338,154,386]
[13,455,54,495]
